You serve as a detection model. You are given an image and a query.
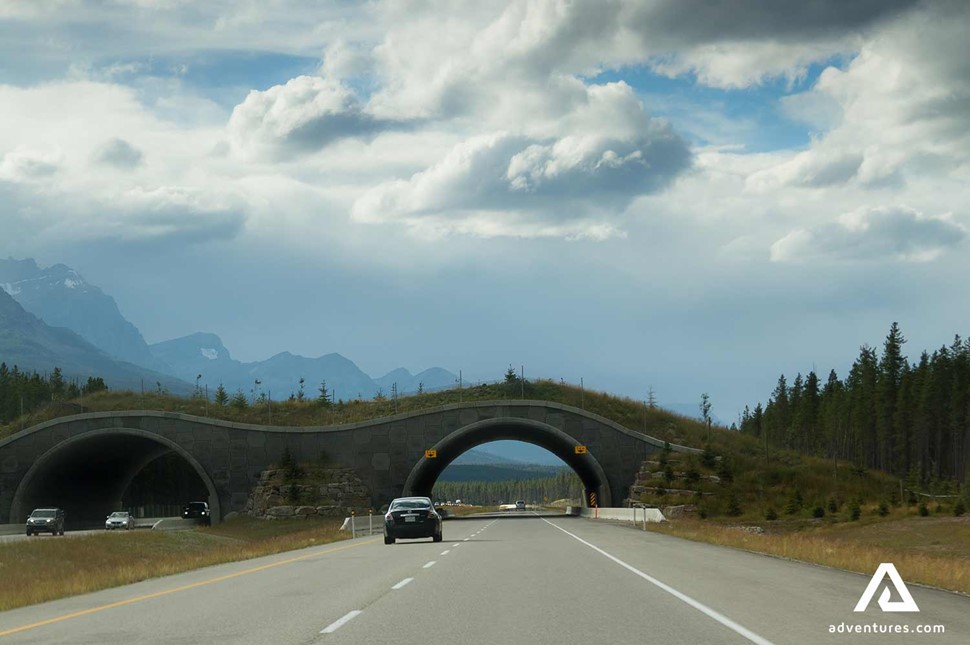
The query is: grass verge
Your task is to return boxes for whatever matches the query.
[647,515,970,595]
[0,517,348,611]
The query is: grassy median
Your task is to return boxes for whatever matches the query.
[647,514,970,595]
[0,517,349,611]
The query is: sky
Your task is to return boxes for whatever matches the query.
[1,0,968,424]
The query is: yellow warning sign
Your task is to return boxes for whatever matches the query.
[574,445,587,454]
[589,492,598,508]
[424,449,437,459]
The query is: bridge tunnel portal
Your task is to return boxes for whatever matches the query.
[10,429,219,529]
[402,417,611,507]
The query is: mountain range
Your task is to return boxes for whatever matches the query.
[0,257,456,402]
[0,288,189,393]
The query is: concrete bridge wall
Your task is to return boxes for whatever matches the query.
[0,400,696,526]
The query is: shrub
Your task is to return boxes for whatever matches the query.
[812,505,825,518]
[684,467,701,485]
[918,503,929,517]
[849,500,861,521]
[827,497,839,514]
[785,489,803,515]
[878,501,890,517]
[726,492,742,517]
[765,507,778,521]
[698,507,708,519]
[955,500,966,517]
[700,445,717,469]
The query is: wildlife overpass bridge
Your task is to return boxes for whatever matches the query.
[0,401,695,527]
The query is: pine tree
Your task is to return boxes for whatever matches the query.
[230,389,248,409]
[318,381,332,408]
[215,384,228,406]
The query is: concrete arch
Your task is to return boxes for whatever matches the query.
[10,428,221,527]
[403,417,612,506]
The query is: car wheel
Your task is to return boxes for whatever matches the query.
[59,530,64,536]
[433,531,443,543]
[384,534,395,545]
[25,530,31,536]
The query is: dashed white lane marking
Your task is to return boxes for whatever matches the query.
[539,518,774,645]
[320,610,362,634]
[463,538,470,541]
[392,578,414,590]
[423,561,436,569]
[440,550,450,555]
[452,543,460,547]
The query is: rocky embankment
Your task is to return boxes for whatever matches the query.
[245,467,370,519]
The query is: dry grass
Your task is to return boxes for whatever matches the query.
[0,517,348,611]
[648,516,970,595]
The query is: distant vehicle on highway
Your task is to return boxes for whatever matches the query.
[105,511,135,531]
[26,508,65,536]
[383,496,442,545]
[182,501,211,526]
[515,500,526,511]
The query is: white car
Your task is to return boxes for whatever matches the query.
[105,511,135,530]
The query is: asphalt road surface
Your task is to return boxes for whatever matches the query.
[1,514,967,644]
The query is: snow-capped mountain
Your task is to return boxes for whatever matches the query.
[0,258,170,373]
[0,288,190,394]
[2,257,458,404]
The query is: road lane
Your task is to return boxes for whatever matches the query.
[0,520,489,644]
[1,515,967,644]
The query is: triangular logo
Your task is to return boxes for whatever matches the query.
[854,563,920,612]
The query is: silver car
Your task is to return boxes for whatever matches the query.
[105,511,135,531]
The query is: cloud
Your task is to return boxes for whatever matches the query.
[352,123,690,237]
[770,205,966,263]
[227,75,398,159]
[752,1,970,190]
[747,148,863,191]
[94,137,144,168]
[0,145,62,182]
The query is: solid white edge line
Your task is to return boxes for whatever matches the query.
[392,577,414,590]
[423,561,436,569]
[320,610,362,634]
[540,518,774,645]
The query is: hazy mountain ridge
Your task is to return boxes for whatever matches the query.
[0,289,190,394]
[1,258,457,402]
[0,258,171,373]
[148,332,455,402]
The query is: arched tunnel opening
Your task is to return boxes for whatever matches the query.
[403,418,611,508]
[11,431,219,530]
[431,440,583,507]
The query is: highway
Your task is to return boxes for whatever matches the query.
[0,514,968,644]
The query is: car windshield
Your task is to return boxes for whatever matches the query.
[187,503,206,509]
[109,512,128,518]
[390,499,431,510]
[30,510,56,518]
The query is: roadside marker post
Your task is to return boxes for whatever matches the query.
[369,509,372,535]
[351,511,356,539]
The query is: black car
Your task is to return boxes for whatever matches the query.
[383,496,442,544]
[26,508,65,536]
[182,501,211,526]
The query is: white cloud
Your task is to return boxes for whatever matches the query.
[227,75,392,159]
[0,145,63,182]
[753,2,970,192]
[770,205,966,263]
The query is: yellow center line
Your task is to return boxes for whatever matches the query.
[0,538,379,638]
